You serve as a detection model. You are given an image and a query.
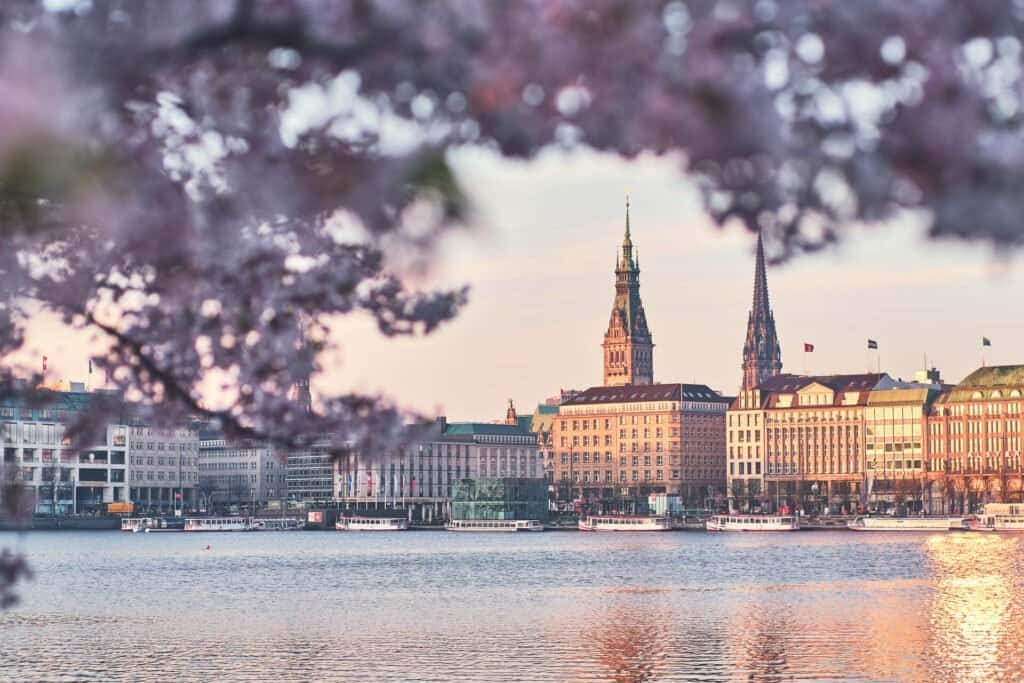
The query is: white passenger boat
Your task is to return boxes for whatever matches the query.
[336,516,409,531]
[846,516,967,532]
[184,517,256,532]
[121,517,157,532]
[578,515,671,532]
[122,517,184,533]
[706,514,799,532]
[258,518,306,531]
[445,519,544,532]
[969,504,1024,532]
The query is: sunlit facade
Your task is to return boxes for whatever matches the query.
[552,383,729,511]
[728,373,887,513]
[926,365,1024,512]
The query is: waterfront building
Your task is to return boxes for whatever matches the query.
[450,477,549,521]
[197,432,287,511]
[551,383,730,511]
[602,197,654,387]
[0,391,130,515]
[0,385,198,515]
[862,386,939,511]
[286,438,336,503]
[333,416,542,522]
[512,397,559,502]
[741,231,783,390]
[127,423,199,515]
[728,372,950,514]
[728,373,887,514]
[927,365,1024,512]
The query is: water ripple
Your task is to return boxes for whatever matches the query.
[1,530,1023,682]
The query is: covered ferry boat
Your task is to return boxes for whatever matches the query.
[336,516,409,531]
[706,514,799,532]
[184,517,257,532]
[578,515,671,532]
[847,516,967,532]
[969,503,1024,532]
[257,518,306,531]
[121,517,156,532]
[445,519,543,532]
[121,517,184,532]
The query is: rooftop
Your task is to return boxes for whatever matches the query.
[957,365,1024,388]
[443,422,533,437]
[753,373,885,395]
[561,383,727,407]
[936,365,1024,404]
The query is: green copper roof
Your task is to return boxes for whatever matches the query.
[958,365,1024,388]
[936,365,1024,403]
[443,423,532,437]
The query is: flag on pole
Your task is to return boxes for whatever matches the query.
[42,355,48,373]
[803,343,815,352]
[88,359,93,375]
[867,339,878,350]
[983,337,992,347]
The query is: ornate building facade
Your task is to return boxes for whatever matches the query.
[602,198,654,387]
[551,383,729,510]
[741,231,783,390]
[927,365,1024,512]
[728,373,887,513]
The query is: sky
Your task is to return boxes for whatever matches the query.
[21,147,1024,423]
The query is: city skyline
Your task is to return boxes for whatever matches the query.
[17,147,1024,421]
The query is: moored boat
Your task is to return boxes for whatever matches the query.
[257,518,306,531]
[969,503,1024,532]
[578,515,671,532]
[184,517,256,532]
[706,514,799,532]
[121,517,157,532]
[846,516,967,532]
[445,519,543,532]
[122,517,185,532]
[336,516,409,531]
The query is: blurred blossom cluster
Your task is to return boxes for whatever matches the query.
[0,0,1023,468]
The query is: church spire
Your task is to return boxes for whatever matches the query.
[752,228,770,313]
[618,194,637,273]
[603,197,653,386]
[742,229,783,389]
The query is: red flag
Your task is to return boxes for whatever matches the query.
[803,343,814,352]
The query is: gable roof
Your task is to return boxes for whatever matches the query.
[736,373,886,410]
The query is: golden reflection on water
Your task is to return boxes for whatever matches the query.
[924,533,1024,683]
[577,597,673,683]
[717,533,1024,682]
[5,531,1024,682]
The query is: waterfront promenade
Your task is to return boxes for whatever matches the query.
[2,530,1022,682]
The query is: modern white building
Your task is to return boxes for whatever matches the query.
[0,386,197,515]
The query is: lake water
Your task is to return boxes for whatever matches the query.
[1,530,1023,682]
